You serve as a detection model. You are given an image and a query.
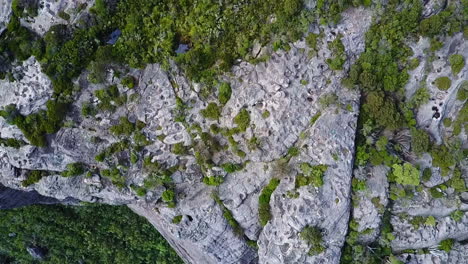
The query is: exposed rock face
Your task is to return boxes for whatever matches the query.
[1,1,466,264]
[0,4,373,263]
[0,0,11,34]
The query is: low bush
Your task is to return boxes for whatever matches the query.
[258,178,280,226]
[434,77,451,90]
[300,226,325,256]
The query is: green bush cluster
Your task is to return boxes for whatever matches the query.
[101,167,126,189]
[21,170,50,187]
[439,239,454,252]
[258,178,280,226]
[200,103,221,120]
[61,163,86,177]
[95,85,127,112]
[305,33,319,50]
[410,128,430,156]
[171,142,189,155]
[295,163,328,188]
[212,192,244,236]
[161,189,176,208]
[0,204,182,263]
[449,54,465,75]
[0,137,26,148]
[121,75,137,89]
[434,77,451,90]
[95,140,130,162]
[326,36,346,70]
[409,85,430,108]
[218,82,232,105]
[202,176,224,186]
[221,163,244,173]
[431,145,455,176]
[300,226,325,256]
[233,108,250,132]
[391,163,420,186]
[172,215,183,224]
[11,0,39,18]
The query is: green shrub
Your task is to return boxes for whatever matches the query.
[448,54,465,75]
[221,163,244,173]
[0,138,26,148]
[425,216,436,226]
[443,118,452,127]
[110,117,137,136]
[172,215,183,224]
[431,145,455,176]
[212,192,244,236]
[352,178,367,191]
[218,82,232,105]
[121,75,137,89]
[411,128,430,156]
[161,189,176,208]
[287,147,300,157]
[295,163,328,188]
[22,170,50,187]
[202,176,224,186]
[391,163,420,186]
[305,33,319,50]
[409,86,430,108]
[429,187,444,198]
[300,226,325,256]
[262,110,271,119]
[200,103,221,120]
[326,36,345,70]
[319,93,338,107]
[310,112,321,124]
[131,185,147,196]
[434,77,451,90]
[450,210,464,222]
[258,178,280,226]
[422,168,432,182]
[61,163,86,177]
[408,58,420,70]
[58,10,70,21]
[233,108,250,132]
[101,167,126,189]
[439,239,454,252]
[172,142,189,155]
[457,81,468,101]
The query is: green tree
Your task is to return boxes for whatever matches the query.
[392,162,420,186]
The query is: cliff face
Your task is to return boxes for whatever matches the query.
[1,1,467,263]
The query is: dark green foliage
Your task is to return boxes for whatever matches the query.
[81,102,97,117]
[305,33,319,50]
[121,75,137,89]
[202,176,224,186]
[430,187,444,198]
[449,54,465,75]
[450,210,464,222]
[95,85,123,111]
[0,204,182,263]
[131,185,147,196]
[422,168,432,182]
[319,93,338,107]
[221,163,244,173]
[352,178,367,191]
[61,163,86,177]
[310,112,321,124]
[457,81,468,101]
[172,215,183,224]
[0,137,26,148]
[326,36,346,70]
[295,163,328,188]
[409,85,430,108]
[443,118,452,127]
[172,143,189,155]
[362,92,401,130]
[411,128,430,156]
[12,0,39,18]
[431,145,455,176]
[110,117,137,136]
[101,167,126,189]
[58,10,70,21]
[434,77,451,91]
[419,9,452,37]
[300,226,325,256]
[258,178,280,226]
[447,168,466,192]
[233,108,250,132]
[21,170,50,187]
[161,189,176,208]
[287,147,300,157]
[200,103,221,120]
[218,82,232,105]
[112,0,310,82]
[212,192,244,236]
[408,58,420,70]
[439,239,454,252]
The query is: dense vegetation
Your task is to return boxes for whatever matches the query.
[0,204,182,263]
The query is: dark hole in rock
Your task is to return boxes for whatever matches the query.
[160,95,164,100]
[187,215,193,221]
[432,106,438,111]
[439,103,442,106]
[307,97,313,102]
[433,112,440,119]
